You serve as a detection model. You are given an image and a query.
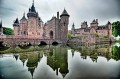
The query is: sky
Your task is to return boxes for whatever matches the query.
[0,0,120,30]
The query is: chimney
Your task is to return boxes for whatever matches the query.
[57,12,59,19]
[96,19,98,23]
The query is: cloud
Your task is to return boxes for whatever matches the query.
[0,0,120,29]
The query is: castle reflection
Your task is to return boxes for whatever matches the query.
[11,44,120,78]
[70,44,114,62]
[47,46,69,78]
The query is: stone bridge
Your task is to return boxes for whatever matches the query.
[0,35,63,47]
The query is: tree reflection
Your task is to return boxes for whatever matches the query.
[112,46,120,61]
[69,44,119,62]
[1,44,120,79]
[19,52,43,78]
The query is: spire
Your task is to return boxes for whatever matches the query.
[23,12,25,16]
[72,23,75,27]
[33,0,34,5]
[72,22,75,29]
[21,12,27,21]
[27,0,37,17]
[30,0,36,12]
[0,19,2,28]
[60,8,69,17]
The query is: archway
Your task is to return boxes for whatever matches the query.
[0,41,4,47]
[50,31,53,39]
[52,41,58,46]
[39,41,47,46]
[27,43,32,46]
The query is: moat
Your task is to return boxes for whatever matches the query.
[0,44,120,79]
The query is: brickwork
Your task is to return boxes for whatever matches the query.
[13,1,70,44]
[71,19,112,44]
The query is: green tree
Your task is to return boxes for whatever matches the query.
[67,33,73,39]
[112,46,120,61]
[3,27,14,35]
[112,21,120,37]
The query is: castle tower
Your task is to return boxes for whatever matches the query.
[60,9,70,43]
[90,19,98,29]
[71,23,75,36]
[81,21,88,28]
[20,12,28,35]
[27,0,38,36]
[107,21,112,38]
[0,19,3,35]
[13,18,20,36]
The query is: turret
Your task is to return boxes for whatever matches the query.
[107,21,112,38]
[0,20,2,28]
[60,9,70,24]
[20,12,27,21]
[71,23,75,36]
[90,19,98,28]
[27,0,37,18]
[81,21,88,28]
[60,9,70,43]
[107,21,112,30]
[13,18,20,35]
[13,18,19,27]
[0,19,3,35]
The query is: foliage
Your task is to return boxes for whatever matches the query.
[114,40,120,42]
[3,27,14,35]
[94,32,99,37]
[103,35,109,38]
[112,21,120,37]
[112,46,120,61]
[67,33,73,39]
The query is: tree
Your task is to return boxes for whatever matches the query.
[3,27,14,35]
[94,32,99,37]
[112,21,120,37]
[112,46,120,61]
[67,33,73,39]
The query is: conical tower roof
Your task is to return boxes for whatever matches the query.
[21,12,27,21]
[14,18,19,24]
[107,21,111,25]
[13,18,19,26]
[60,9,69,17]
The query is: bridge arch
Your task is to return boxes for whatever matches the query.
[0,41,4,47]
[39,41,47,46]
[52,41,59,45]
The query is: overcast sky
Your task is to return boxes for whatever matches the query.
[0,0,120,30]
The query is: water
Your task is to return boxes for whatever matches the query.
[0,44,120,79]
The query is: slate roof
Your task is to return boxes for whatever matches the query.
[60,9,69,17]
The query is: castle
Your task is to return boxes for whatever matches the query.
[70,19,112,44]
[13,0,70,43]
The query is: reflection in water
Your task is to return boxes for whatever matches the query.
[47,46,69,78]
[0,44,120,79]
